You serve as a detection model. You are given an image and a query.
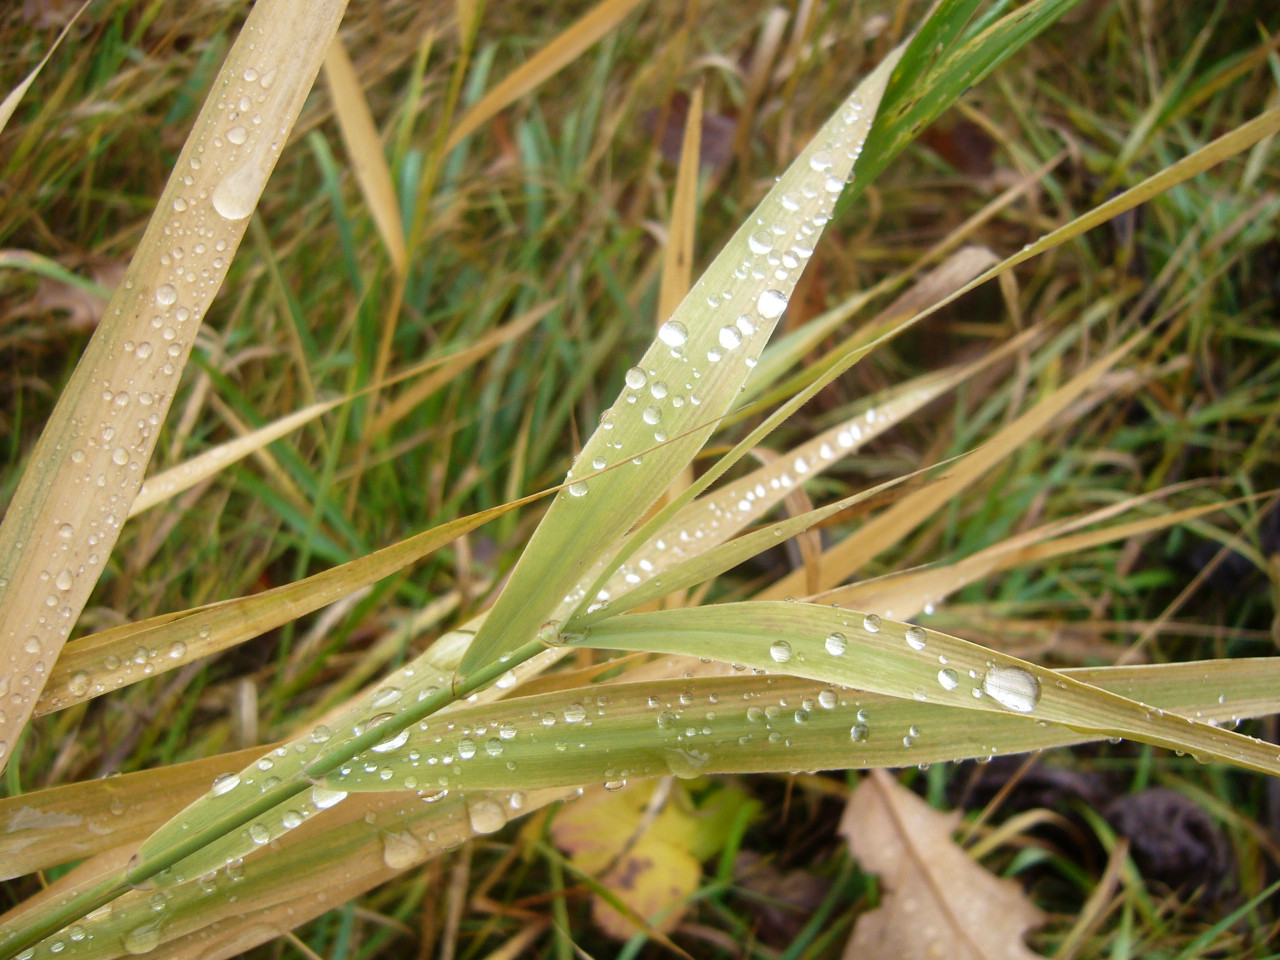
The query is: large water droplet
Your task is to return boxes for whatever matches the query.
[937,668,959,691]
[769,640,792,663]
[563,703,587,723]
[210,773,240,796]
[211,162,267,220]
[757,289,787,319]
[747,230,774,255]
[382,830,423,869]
[850,723,870,743]
[862,614,881,633]
[310,786,347,809]
[122,922,162,955]
[658,320,688,347]
[625,366,647,389]
[981,666,1041,713]
[568,481,588,497]
[824,631,847,656]
[155,284,177,306]
[467,798,507,834]
[718,325,743,350]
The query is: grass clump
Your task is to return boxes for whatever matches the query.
[2,0,1279,957]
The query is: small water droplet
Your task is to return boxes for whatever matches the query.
[57,522,74,539]
[155,284,177,306]
[625,366,647,389]
[850,723,870,743]
[862,614,881,633]
[937,668,959,691]
[226,125,248,145]
[769,640,792,663]
[825,631,847,656]
[457,738,476,759]
[248,822,270,845]
[568,481,588,497]
[718,325,743,350]
[68,671,90,696]
[905,625,927,651]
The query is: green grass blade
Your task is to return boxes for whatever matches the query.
[575,603,1280,777]
[456,45,907,678]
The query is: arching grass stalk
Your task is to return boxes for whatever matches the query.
[0,640,545,959]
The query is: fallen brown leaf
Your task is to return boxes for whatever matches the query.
[840,770,1047,960]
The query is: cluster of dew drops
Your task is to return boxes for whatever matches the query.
[562,96,873,506]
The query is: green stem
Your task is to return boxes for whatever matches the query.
[0,640,545,959]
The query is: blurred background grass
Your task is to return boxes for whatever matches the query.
[2,0,1279,956]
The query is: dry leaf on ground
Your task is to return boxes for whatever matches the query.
[840,770,1047,960]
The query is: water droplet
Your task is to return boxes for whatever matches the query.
[850,723,870,743]
[310,724,332,744]
[57,522,74,539]
[625,366,647,389]
[757,289,787,318]
[226,125,247,145]
[372,686,402,708]
[210,773,240,796]
[467,798,507,834]
[658,320,688,346]
[457,738,476,759]
[568,481,588,497]
[825,631,847,656]
[382,830,423,869]
[122,921,162,955]
[718,325,743,350]
[937,668,959,691]
[862,614,881,633]
[642,406,662,425]
[248,823,270,845]
[211,162,267,220]
[281,809,303,829]
[809,150,834,172]
[748,230,774,255]
[310,786,347,809]
[769,640,792,663]
[905,625,927,651]
[563,703,587,723]
[981,666,1041,713]
[22,635,41,653]
[155,284,177,306]
[68,671,90,696]
[818,689,838,709]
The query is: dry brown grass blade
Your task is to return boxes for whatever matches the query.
[34,495,534,717]
[370,300,556,436]
[442,0,648,154]
[829,489,1262,619]
[0,0,350,774]
[323,35,407,277]
[0,745,271,881]
[759,332,1145,600]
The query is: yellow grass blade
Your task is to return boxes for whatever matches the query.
[759,332,1145,599]
[0,0,91,135]
[443,0,648,154]
[35,497,534,717]
[828,490,1266,619]
[322,36,407,277]
[0,0,350,774]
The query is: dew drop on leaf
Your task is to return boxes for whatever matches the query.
[467,798,507,834]
[825,631,847,656]
[769,640,792,663]
[658,320,688,346]
[981,666,1041,713]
